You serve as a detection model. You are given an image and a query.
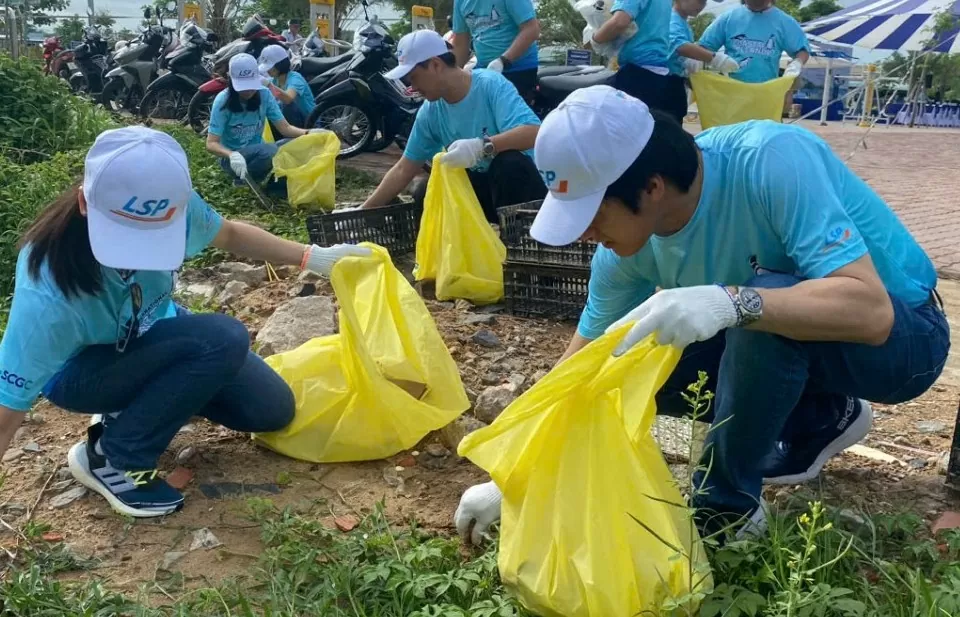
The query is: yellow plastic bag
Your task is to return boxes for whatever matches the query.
[263,122,274,143]
[272,131,341,209]
[257,244,469,462]
[690,71,795,130]
[414,153,506,304]
[459,329,713,617]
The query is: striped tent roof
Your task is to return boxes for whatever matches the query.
[804,0,960,52]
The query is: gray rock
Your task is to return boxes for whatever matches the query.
[2,448,23,463]
[471,329,501,348]
[838,509,866,526]
[55,466,72,481]
[382,465,402,488]
[532,369,549,383]
[507,373,527,390]
[462,314,496,326]
[439,415,488,451]
[178,423,196,434]
[22,442,42,453]
[49,480,74,492]
[936,452,951,476]
[217,262,267,287]
[181,281,218,301]
[480,373,500,386]
[13,427,27,442]
[176,446,198,465]
[49,486,88,509]
[255,296,337,356]
[908,458,927,470]
[425,444,450,458]
[474,385,518,424]
[916,420,947,434]
[297,269,322,284]
[161,551,188,571]
[216,280,250,306]
[189,528,222,551]
[1,503,27,517]
[25,413,44,424]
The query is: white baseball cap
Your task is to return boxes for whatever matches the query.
[384,29,450,81]
[83,126,192,271]
[258,44,289,73]
[530,85,655,247]
[229,53,262,92]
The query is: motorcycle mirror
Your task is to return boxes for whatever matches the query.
[166,1,176,12]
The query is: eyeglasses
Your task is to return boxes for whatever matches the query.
[116,272,142,354]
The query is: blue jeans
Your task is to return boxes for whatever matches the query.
[45,313,295,470]
[219,138,292,196]
[654,274,950,516]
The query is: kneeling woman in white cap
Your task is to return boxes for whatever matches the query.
[0,126,367,518]
[258,44,314,128]
[206,53,321,193]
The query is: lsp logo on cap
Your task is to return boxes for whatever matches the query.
[112,196,177,223]
[538,170,568,194]
[237,68,255,78]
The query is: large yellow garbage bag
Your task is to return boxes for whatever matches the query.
[272,131,341,209]
[459,328,713,617]
[257,244,470,462]
[414,153,506,304]
[690,71,795,129]
[263,122,274,143]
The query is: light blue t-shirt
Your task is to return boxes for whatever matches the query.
[611,0,671,69]
[273,70,314,120]
[453,0,539,71]
[577,121,936,340]
[403,69,540,172]
[0,192,224,412]
[667,9,694,77]
[698,6,809,84]
[208,88,284,151]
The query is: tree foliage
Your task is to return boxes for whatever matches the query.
[536,0,584,48]
[54,14,86,43]
[776,0,841,23]
[690,13,715,40]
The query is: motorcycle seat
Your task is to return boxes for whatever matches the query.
[537,65,585,79]
[299,54,352,75]
[538,68,615,98]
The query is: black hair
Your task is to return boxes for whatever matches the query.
[603,110,699,212]
[273,57,291,75]
[419,51,457,69]
[226,83,261,113]
[20,183,102,298]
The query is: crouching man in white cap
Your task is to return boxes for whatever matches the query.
[0,126,366,518]
[455,86,948,542]
[359,29,545,222]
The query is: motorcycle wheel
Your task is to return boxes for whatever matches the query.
[139,81,195,122]
[306,99,376,159]
[186,90,215,135]
[57,67,71,83]
[100,77,131,113]
[69,73,88,94]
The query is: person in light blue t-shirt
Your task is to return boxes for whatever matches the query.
[699,0,810,83]
[359,30,544,222]
[0,126,367,519]
[453,85,948,544]
[258,44,315,128]
[206,53,318,195]
[452,0,540,101]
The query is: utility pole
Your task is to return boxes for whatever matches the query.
[87,0,94,26]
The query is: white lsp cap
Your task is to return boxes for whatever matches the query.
[83,126,192,271]
[530,85,654,247]
[384,29,450,81]
[229,52,262,92]
[258,44,289,73]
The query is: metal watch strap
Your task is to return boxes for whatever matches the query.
[718,285,762,327]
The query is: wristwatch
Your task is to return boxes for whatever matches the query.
[726,286,763,326]
[481,136,496,159]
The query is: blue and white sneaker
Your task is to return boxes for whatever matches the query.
[763,398,873,485]
[67,423,184,518]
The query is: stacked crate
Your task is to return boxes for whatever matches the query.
[497,201,596,320]
[306,200,422,257]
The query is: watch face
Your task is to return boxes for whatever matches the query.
[740,288,763,313]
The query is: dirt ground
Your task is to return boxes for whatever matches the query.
[0,261,958,596]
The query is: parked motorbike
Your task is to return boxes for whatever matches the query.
[305,10,421,158]
[100,24,173,113]
[531,65,614,119]
[184,17,288,133]
[69,27,110,96]
[42,37,64,77]
[139,21,217,120]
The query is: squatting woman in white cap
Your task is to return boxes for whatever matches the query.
[0,126,366,518]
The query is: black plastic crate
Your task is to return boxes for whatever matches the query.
[503,261,590,321]
[306,200,422,256]
[497,201,596,267]
[948,398,960,489]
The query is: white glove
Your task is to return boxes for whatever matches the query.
[486,57,504,73]
[708,51,740,75]
[261,76,272,87]
[229,152,248,180]
[335,205,361,212]
[303,243,372,277]
[606,285,738,356]
[684,58,703,75]
[454,481,503,545]
[441,138,484,169]
[308,128,327,135]
[785,58,803,78]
